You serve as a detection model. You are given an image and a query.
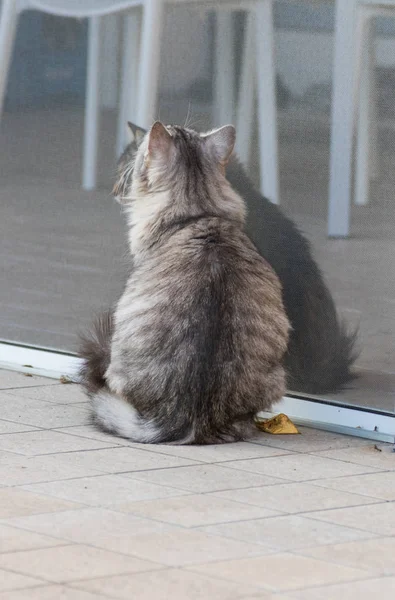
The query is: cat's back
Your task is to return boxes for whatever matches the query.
[140,216,289,364]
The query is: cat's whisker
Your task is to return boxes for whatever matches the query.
[184,100,192,128]
[187,117,203,130]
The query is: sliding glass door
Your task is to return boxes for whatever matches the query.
[1,3,394,427]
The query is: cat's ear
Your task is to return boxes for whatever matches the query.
[203,125,236,167]
[146,121,173,162]
[127,122,146,147]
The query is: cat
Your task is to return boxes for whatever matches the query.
[80,122,290,444]
[89,122,357,395]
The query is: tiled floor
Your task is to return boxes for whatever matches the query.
[0,369,394,599]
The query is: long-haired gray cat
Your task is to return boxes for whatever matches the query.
[80,122,289,444]
[93,123,357,396]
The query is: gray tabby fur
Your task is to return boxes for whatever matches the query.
[81,122,290,444]
[115,123,358,395]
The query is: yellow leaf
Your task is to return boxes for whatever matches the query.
[255,413,300,435]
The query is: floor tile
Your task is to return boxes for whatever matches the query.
[0,544,144,582]
[126,464,282,493]
[212,481,378,513]
[0,452,105,486]
[0,430,117,456]
[200,514,375,550]
[313,471,395,500]
[72,569,263,600]
[0,487,81,519]
[0,371,58,389]
[221,454,381,482]
[112,529,266,566]
[299,536,395,575]
[6,507,176,556]
[0,568,44,592]
[243,596,293,600]
[313,445,395,470]
[117,494,280,527]
[23,474,190,507]
[5,384,88,405]
[250,427,372,453]
[0,523,67,553]
[289,576,395,599]
[129,441,290,463]
[23,446,199,474]
[0,586,116,600]
[190,553,366,591]
[306,501,395,535]
[0,395,90,429]
[243,597,293,600]
[0,420,38,434]
[244,597,293,600]
[53,425,122,444]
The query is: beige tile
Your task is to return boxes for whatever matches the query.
[127,464,282,493]
[129,441,290,463]
[0,420,38,434]
[0,391,41,405]
[244,597,293,600]
[0,586,115,600]
[73,569,263,600]
[0,395,90,429]
[0,452,105,486]
[6,507,175,556]
[299,537,395,575]
[113,529,266,566]
[250,427,372,453]
[221,454,381,482]
[118,494,280,527]
[5,384,88,405]
[289,577,395,599]
[0,430,117,456]
[11,449,117,479]
[212,482,378,513]
[245,597,294,600]
[22,445,199,474]
[53,425,122,444]
[0,568,44,592]
[200,514,375,550]
[313,471,395,501]
[307,502,395,535]
[0,523,66,553]
[0,488,81,519]
[190,553,366,591]
[0,544,143,582]
[23,474,190,506]
[0,371,57,389]
[314,444,395,470]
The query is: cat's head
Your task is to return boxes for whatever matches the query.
[113,121,236,204]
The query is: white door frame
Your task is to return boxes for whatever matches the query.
[1,342,394,444]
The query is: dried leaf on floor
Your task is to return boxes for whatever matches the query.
[255,413,300,435]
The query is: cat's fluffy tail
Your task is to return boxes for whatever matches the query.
[78,310,113,395]
[78,312,162,442]
[91,389,162,442]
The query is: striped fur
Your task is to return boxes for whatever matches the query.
[80,123,290,444]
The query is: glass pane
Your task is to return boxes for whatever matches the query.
[273,1,394,415]
[1,2,394,416]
